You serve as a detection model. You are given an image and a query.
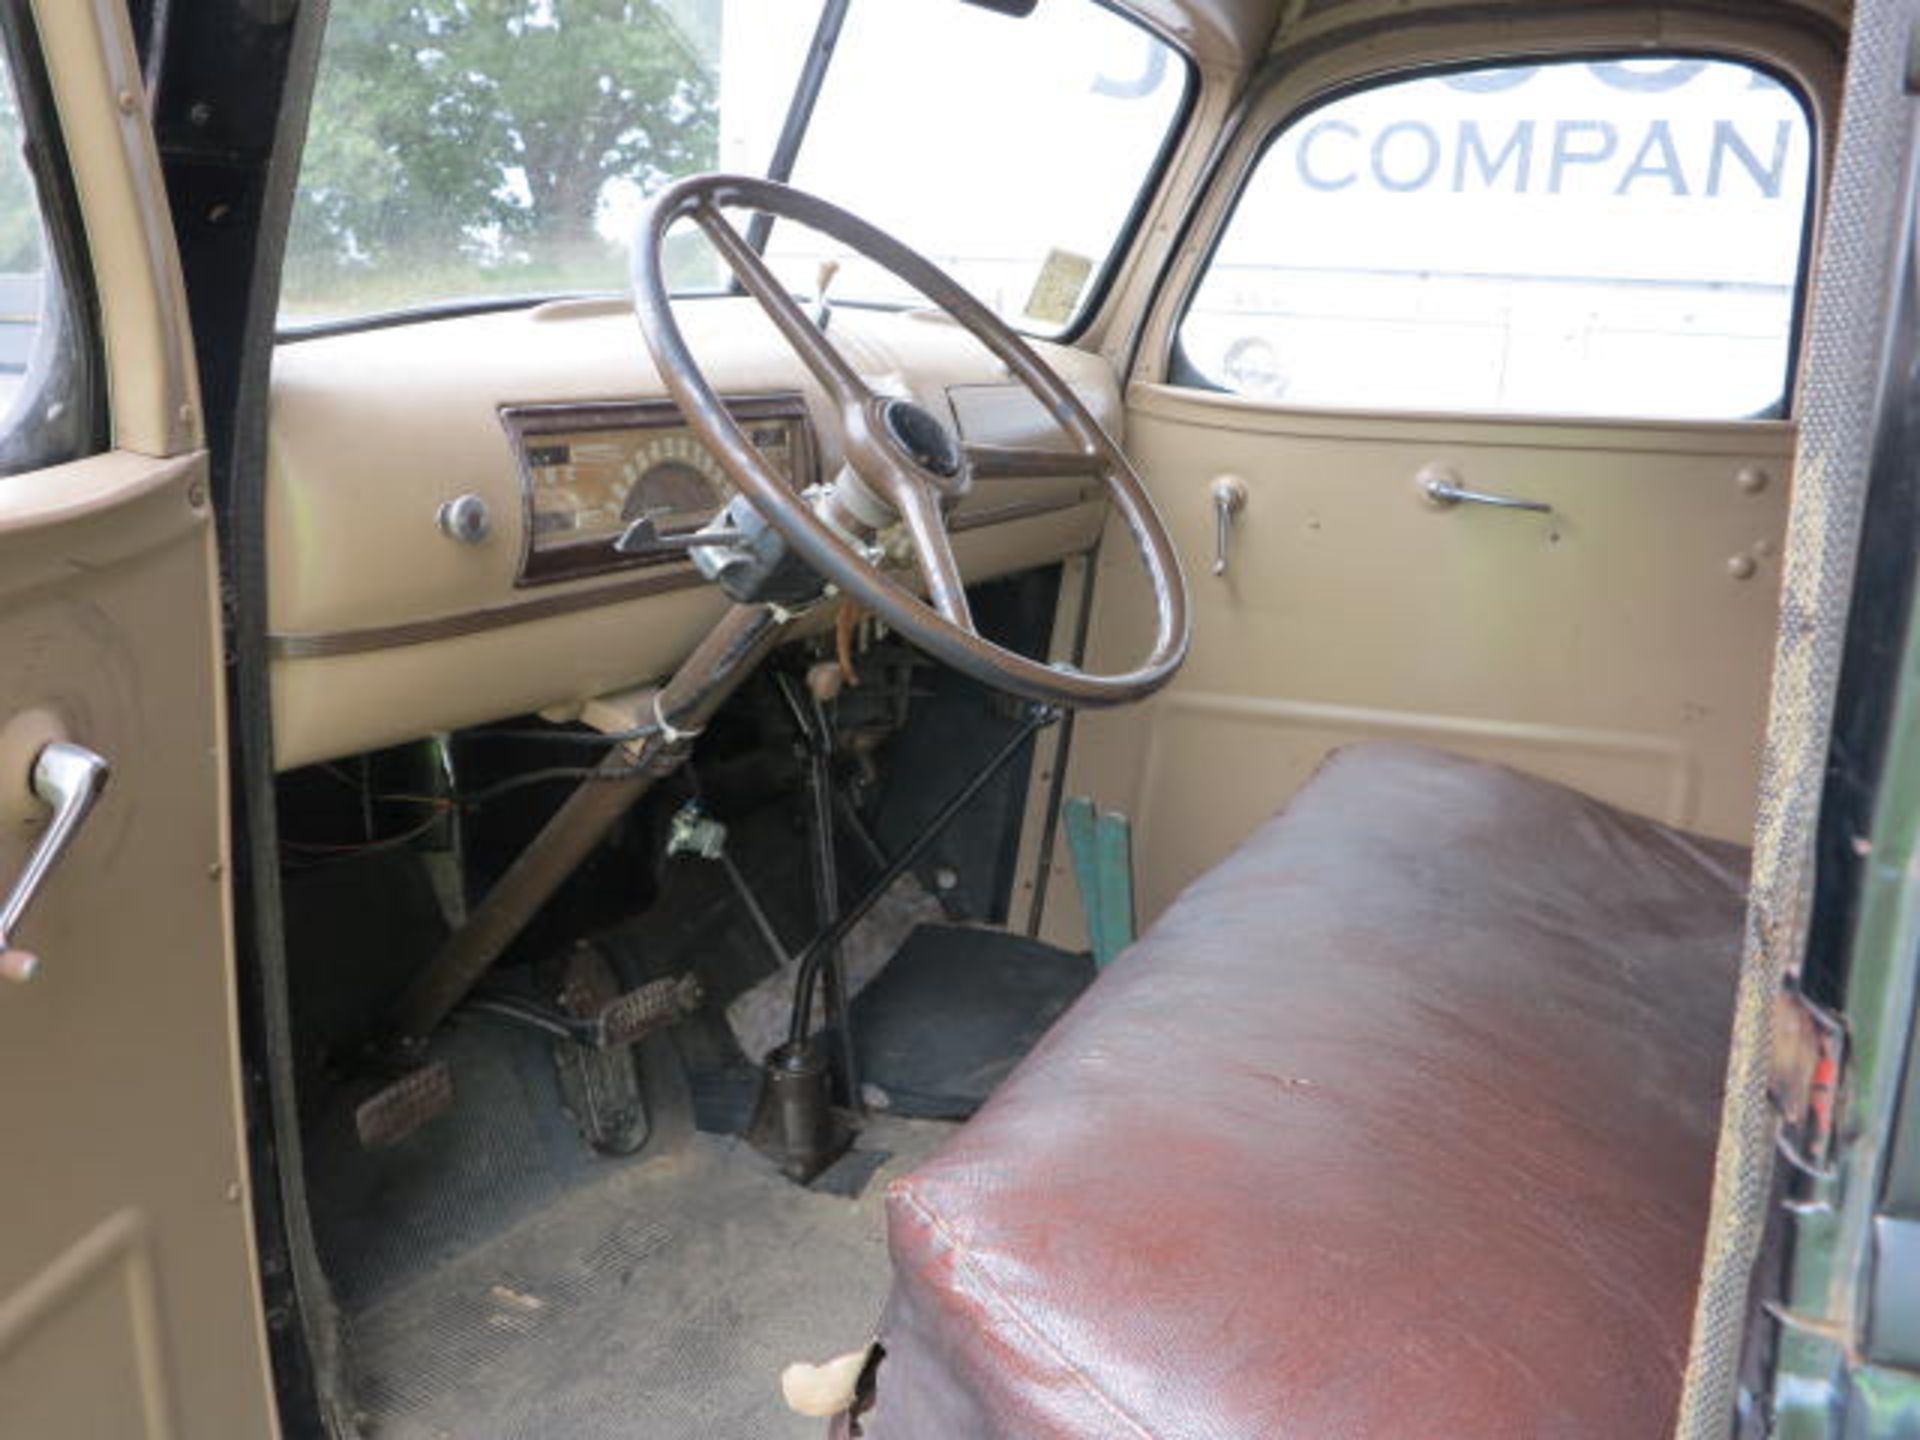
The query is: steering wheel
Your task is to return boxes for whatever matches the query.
[630,174,1188,709]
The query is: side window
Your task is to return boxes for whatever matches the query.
[0,18,98,475]
[1176,57,1813,420]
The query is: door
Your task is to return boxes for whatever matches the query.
[1042,31,1839,941]
[0,4,276,1437]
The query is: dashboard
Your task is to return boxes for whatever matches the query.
[266,297,1117,769]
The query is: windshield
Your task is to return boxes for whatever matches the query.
[280,1,1189,332]
[770,0,1185,334]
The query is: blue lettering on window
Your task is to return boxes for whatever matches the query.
[1453,120,1534,192]
[1707,119,1792,198]
[1371,120,1441,191]
[1297,119,1360,191]
[1549,119,1618,192]
[1615,120,1690,195]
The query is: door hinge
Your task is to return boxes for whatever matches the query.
[1771,980,1848,1177]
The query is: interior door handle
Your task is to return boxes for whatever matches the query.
[1211,475,1248,577]
[1418,464,1552,515]
[0,741,110,983]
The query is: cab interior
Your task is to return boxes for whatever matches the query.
[113,0,1896,1433]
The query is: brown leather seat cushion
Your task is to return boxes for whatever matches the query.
[857,743,1748,1439]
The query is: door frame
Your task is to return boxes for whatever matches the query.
[135,0,348,1431]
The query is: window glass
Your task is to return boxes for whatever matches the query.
[0,65,44,420]
[773,0,1186,333]
[281,1,818,323]
[283,1,1188,333]
[1177,57,1812,420]
[0,32,93,476]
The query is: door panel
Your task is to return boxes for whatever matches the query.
[0,453,276,1438]
[0,2,276,1434]
[1044,384,1790,941]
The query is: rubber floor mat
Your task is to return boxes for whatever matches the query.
[851,924,1094,1119]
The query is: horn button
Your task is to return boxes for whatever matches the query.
[880,398,966,494]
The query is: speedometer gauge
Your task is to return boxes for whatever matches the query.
[502,395,814,586]
[623,434,727,530]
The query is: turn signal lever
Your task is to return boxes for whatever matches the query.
[613,512,748,560]
[621,498,829,610]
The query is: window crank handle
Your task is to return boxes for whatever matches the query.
[0,741,110,984]
[1211,475,1248,577]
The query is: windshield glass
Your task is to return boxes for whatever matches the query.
[281,1,813,321]
[770,0,1186,334]
[280,1,1188,330]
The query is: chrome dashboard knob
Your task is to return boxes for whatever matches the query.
[437,493,492,545]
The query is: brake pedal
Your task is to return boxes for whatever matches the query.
[552,946,700,1155]
[354,1060,454,1149]
[600,973,703,1047]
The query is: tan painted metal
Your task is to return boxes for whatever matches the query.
[1098,0,1283,71]
[1030,0,1842,947]
[1094,4,1847,392]
[0,6,276,1437]
[0,454,276,1439]
[30,0,202,457]
[267,300,1117,768]
[1040,387,1795,947]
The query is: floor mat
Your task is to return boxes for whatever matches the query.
[306,1015,691,1311]
[852,924,1095,1119]
[348,1117,952,1439]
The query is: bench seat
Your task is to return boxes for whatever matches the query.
[853,743,1748,1438]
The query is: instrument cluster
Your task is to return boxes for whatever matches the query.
[502,394,814,585]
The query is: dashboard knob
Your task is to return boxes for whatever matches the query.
[437,493,492,545]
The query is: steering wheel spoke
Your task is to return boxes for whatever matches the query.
[691,199,871,412]
[962,441,1102,481]
[891,480,976,632]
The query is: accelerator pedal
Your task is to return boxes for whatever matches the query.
[354,1060,454,1150]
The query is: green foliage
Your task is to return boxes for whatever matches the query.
[285,0,719,310]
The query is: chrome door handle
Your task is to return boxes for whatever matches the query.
[1211,475,1248,577]
[0,741,110,983]
[1418,465,1551,515]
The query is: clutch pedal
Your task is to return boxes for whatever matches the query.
[354,1060,454,1150]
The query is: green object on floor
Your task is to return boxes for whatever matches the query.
[1063,796,1136,968]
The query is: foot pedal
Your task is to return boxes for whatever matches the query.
[552,946,699,1155]
[355,1061,454,1149]
[601,973,703,1047]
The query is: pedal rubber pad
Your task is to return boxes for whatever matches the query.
[555,945,651,1154]
[600,974,703,1048]
[354,1061,454,1149]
